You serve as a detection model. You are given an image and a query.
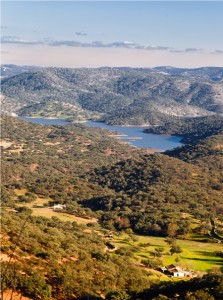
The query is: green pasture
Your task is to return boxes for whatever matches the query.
[13,189,223,274]
[111,233,223,274]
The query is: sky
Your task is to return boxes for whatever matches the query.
[1,1,223,68]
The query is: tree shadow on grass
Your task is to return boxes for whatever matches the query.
[195,250,223,257]
[138,254,149,259]
[181,256,223,264]
[118,240,131,245]
[181,251,223,266]
[148,244,164,247]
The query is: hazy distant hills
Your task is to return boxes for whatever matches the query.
[1,65,223,124]
[154,66,223,81]
[0,64,40,79]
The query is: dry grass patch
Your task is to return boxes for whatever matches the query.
[3,290,32,300]
[43,141,60,146]
[29,163,39,171]
[14,189,29,196]
[29,207,98,224]
[9,144,24,153]
[14,189,98,224]
[0,140,12,148]
[214,144,223,150]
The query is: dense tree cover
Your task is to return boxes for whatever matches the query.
[1,209,152,299]
[132,273,223,300]
[2,116,222,236]
[2,208,223,300]
[1,115,223,298]
[165,134,223,231]
[2,66,223,124]
[144,115,223,143]
[84,150,222,235]
[2,208,223,299]
[86,153,222,235]
[166,133,223,186]
[1,116,141,211]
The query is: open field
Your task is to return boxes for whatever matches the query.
[13,189,98,224]
[13,189,223,276]
[111,233,223,274]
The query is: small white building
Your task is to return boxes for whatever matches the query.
[173,271,185,277]
[53,204,66,210]
[161,264,193,278]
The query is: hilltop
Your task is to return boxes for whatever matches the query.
[1,65,223,124]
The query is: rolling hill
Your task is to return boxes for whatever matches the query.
[1,66,223,124]
[1,114,223,299]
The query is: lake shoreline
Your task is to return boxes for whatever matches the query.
[17,117,183,151]
[19,116,160,127]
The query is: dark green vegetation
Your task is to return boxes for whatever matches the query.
[1,115,223,299]
[1,66,223,124]
[1,210,152,299]
[86,143,222,236]
[132,273,223,299]
[144,115,223,143]
[1,116,142,212]
[2,209,223,300]
[166,132,223,167]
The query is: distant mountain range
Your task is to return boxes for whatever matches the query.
[0,64,40,79]
[1,65,223,124]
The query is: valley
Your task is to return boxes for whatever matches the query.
[1,66,223,299]
[18,117,183,150]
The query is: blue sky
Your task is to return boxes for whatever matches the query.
[1,1,223,67]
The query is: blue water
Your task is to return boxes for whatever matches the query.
[85,121,182,150]
[18,117,183,150]
[18,116,70,125]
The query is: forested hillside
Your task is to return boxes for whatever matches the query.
[1,209,153,299]
[2,208,223,300]
[1,66,223,124]
[2,116,222,237]
[1,116,143,210]
[86,151,222,236]
[1,115,223,299]
[144,115,223,143]
[166,133,223,165]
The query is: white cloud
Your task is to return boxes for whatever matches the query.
[1,36,222,56]
[1,35,42,45]
[0,35,172,51]
[214,50,223,54]
[2,44,223,69]
[76,32,88,36]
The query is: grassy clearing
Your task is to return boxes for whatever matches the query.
[13,189,223,274]
[29,207,97,223]
[13,189,98,224]
[111,233,223,274]
[177,239,223,271]
[14,189,29,196]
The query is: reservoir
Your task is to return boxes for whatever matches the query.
[85,121,182,150]
[18,116,70,126]
[18,117,183,151]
